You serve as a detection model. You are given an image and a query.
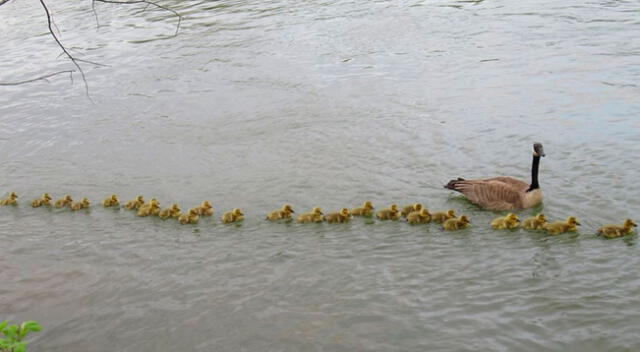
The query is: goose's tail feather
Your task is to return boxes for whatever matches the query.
[444,178,466,191]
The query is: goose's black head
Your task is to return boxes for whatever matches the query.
[533,143,545,157]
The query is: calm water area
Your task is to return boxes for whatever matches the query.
[1,0,640,351]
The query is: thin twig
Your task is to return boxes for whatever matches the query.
[91,0,100,29]
[39,0,90,96]
[95,0,182,36]
[0,70,74,86]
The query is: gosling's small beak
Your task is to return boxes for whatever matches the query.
[575,221,581,226]
[291,210,295,213]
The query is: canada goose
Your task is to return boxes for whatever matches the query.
[544,216,580,235]
[351,201,374,217]
[401,203,423,218]
[297,207,324,223]
[266,204,295,221]
[444,143,545,211]
[522,213,547,230]
[124,196,145,210]
[432,209,456,224]
[491,213,520,229]
[443,215,471,231]
[598,219,637,239]
[376,204,400,220]
[222,208,244,223]
[102,194,119,207]
[407,208,431,224]
[54,195,73,208]
[325,208,351,223]
[196,201,214,216]
[31,193,52,207]
[70,198,90,211]
[178,208,199,224]
[0,192,18,206]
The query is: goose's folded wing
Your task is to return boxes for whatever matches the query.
[482,177,529,192]
[452,180,522,210]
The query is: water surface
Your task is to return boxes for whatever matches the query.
[1,0,640,351]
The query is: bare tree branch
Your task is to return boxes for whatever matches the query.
[0,70,74,86]
[91,0,100,29]
[39,0,91,96]
[94,0,182,36]
[0,0,182,94]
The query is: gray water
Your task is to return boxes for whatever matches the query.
[1,0,640,350]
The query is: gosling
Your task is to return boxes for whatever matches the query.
[137,199,160,217]
[196,201,214,216]
[543,216,580,235]
[491,213,521,230]
[401,203,423,218]
[443,215,471,231]
[31,193,52,207]
[297,207,324,223]
[53,195,73,208]
[266,204,295,221]
[376,204,400,220]
[598,219,637,239]
[159,204,181,220]
[124,196,145,210]
[325,208,351,223]
[522,213,547,230]
[406,208,431,224]
[351,201,374,217]
[432,209,456,224]
[102,194,119,207]
[0,192,18,206]
[70,198,90,211]
[178,208,200,224]
[222,208,244,224]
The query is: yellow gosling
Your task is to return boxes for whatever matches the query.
[124,196,145,210]
[522,213,547,230]
[266,204,295,221]
[544,216,580,235]
[598,219,637,239]
[31,193,52,207]
[54,195,73,208]
[401,203,423,218]
[297,207,324,223]
[376,204,400,220]
[325,208,351,223]
[222,208,244,224]
[407,208,431,224]
[351,201,374,217]
[102,194,119,207]
[70,198,90,211]
[138,199,160,217]
[159,204,181,220]
[0,192,18,206]
[193,201,213,216]
[443,215,471,231]
[178,208,200,224]
[491,213,521,230]
[432,209,456,224]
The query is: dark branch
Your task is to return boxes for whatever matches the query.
[39,0,90,96]
[0,70,74,86]
[94,0,182,36]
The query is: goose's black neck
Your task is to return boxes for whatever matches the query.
[527,155,541,192]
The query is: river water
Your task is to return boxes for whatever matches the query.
[1,0,639,351]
